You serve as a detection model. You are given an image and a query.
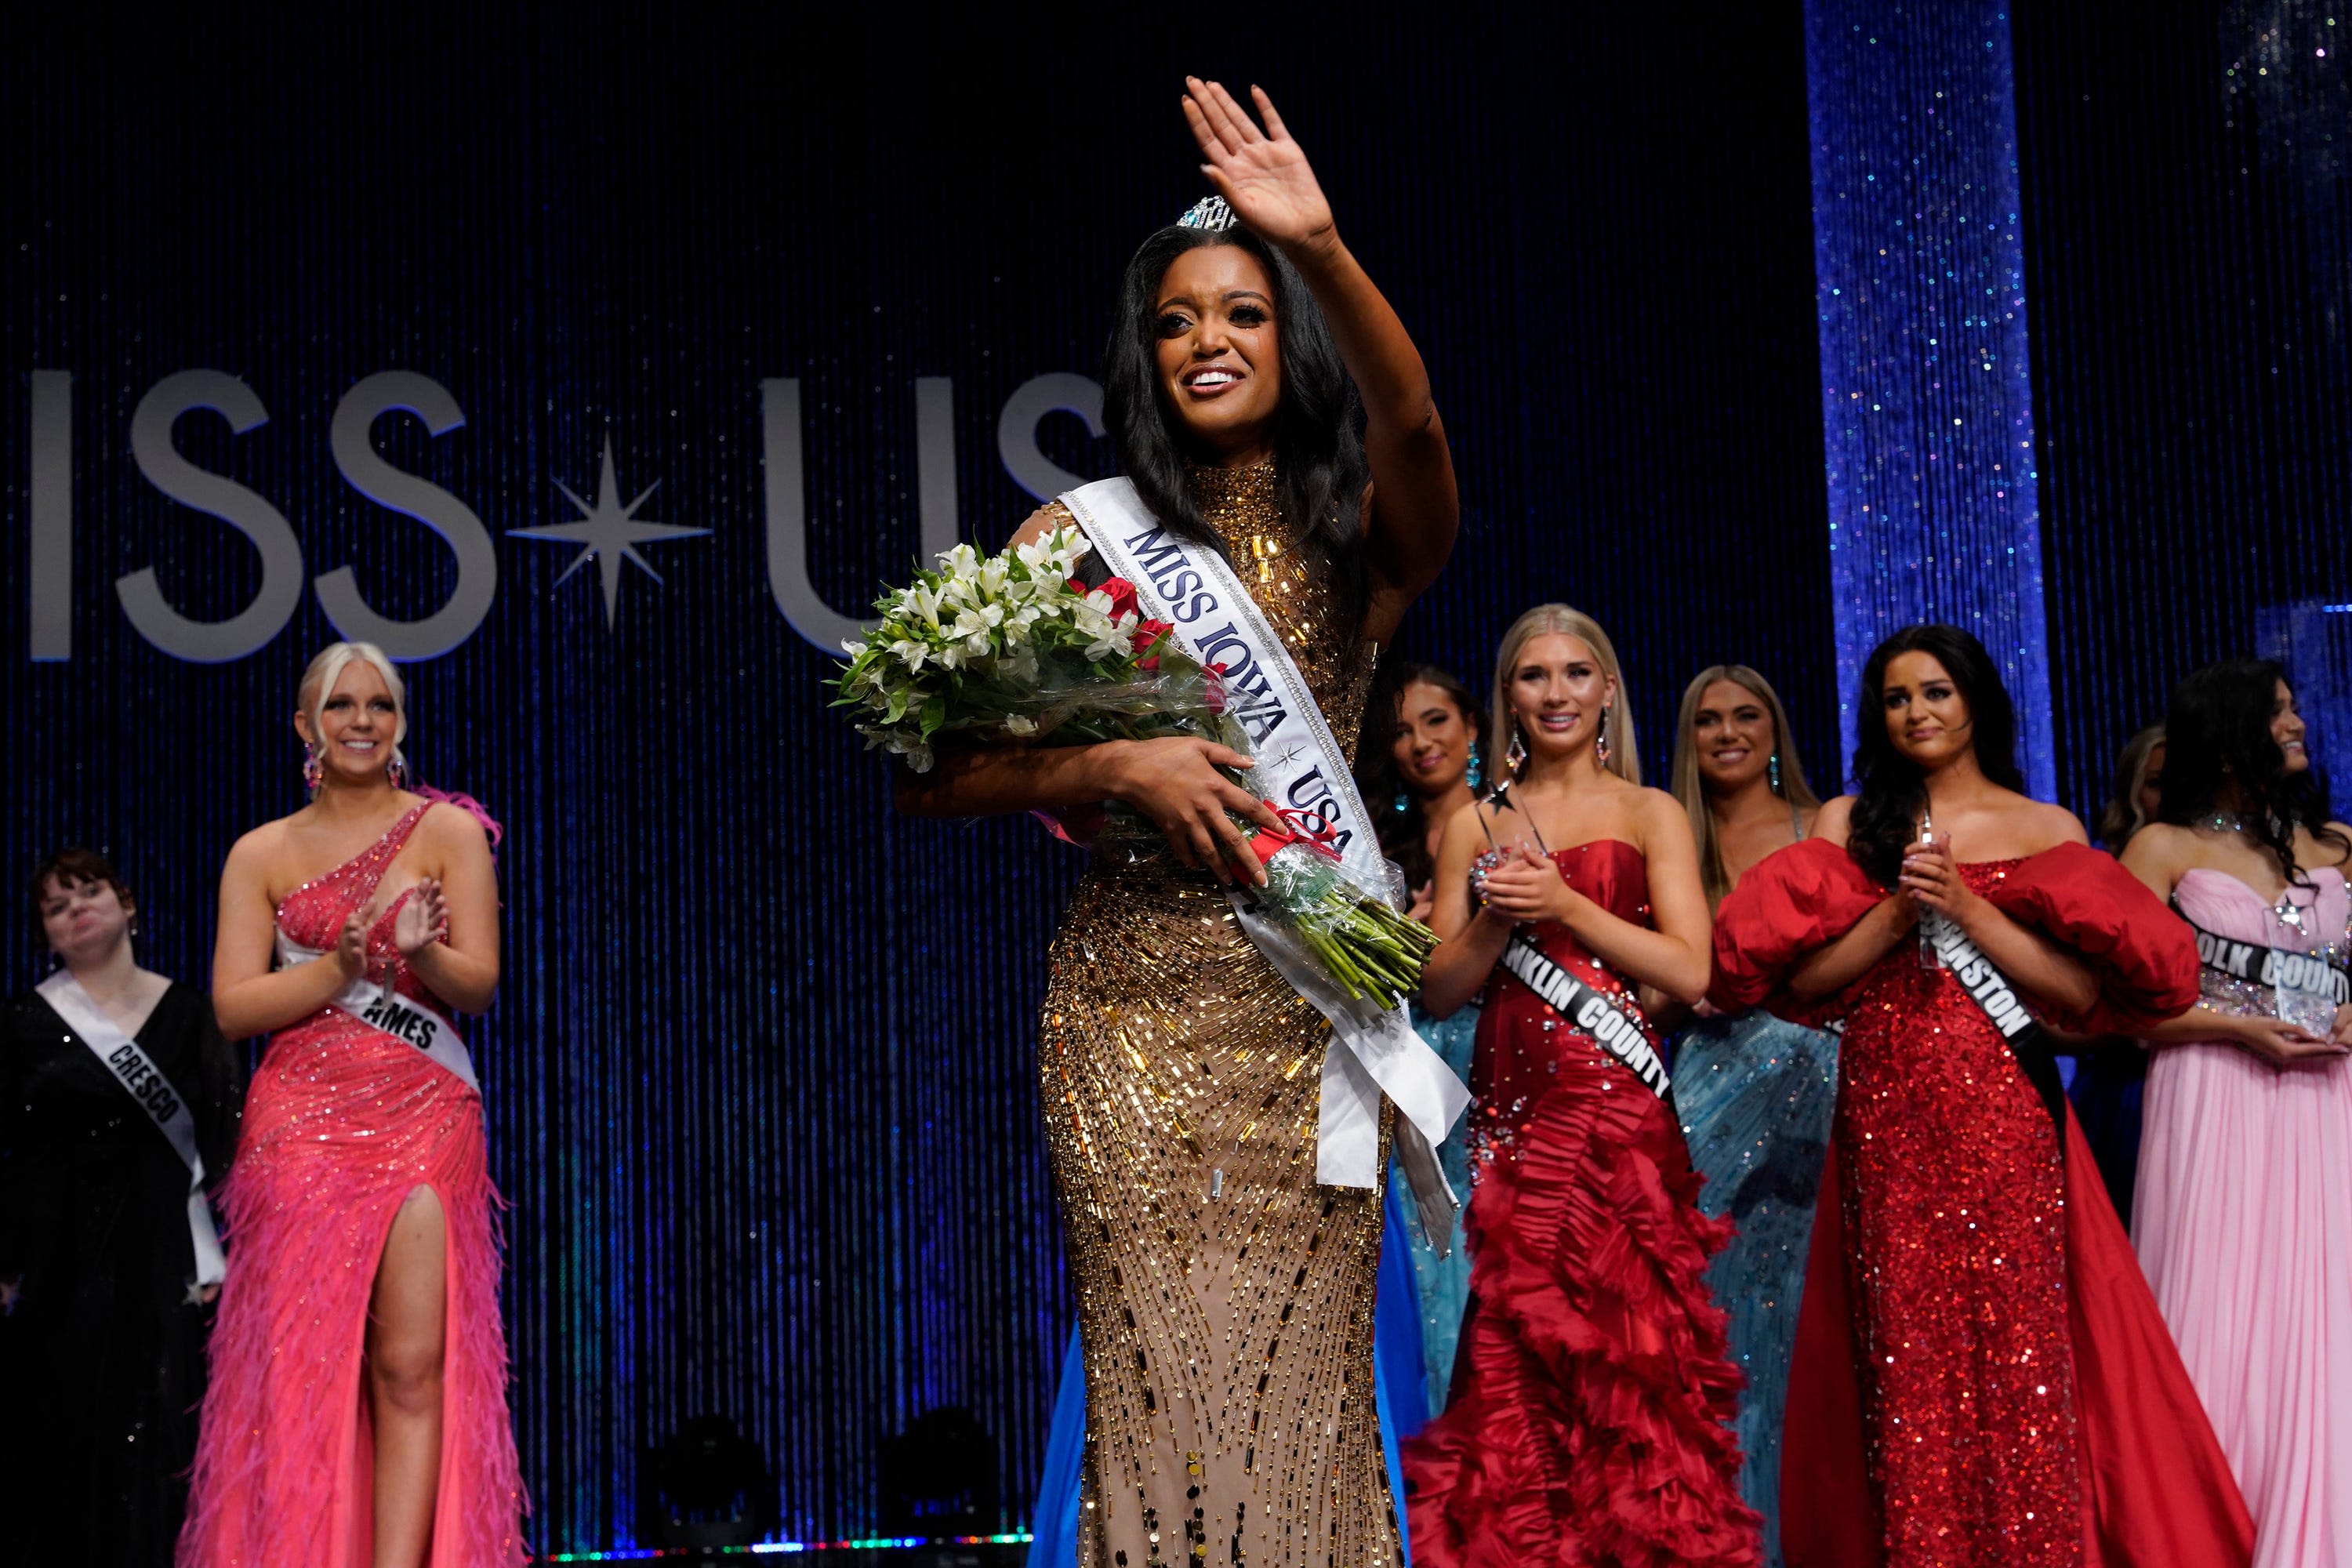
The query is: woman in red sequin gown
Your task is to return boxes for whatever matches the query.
[1403,606,1761,1568]
[180,644,521,1568]
[1712,626,2252,1568]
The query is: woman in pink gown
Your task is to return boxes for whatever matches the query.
[2122,659,2352,1567]
[181,642,521,1568]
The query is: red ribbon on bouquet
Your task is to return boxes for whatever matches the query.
[1248,803,1344,867]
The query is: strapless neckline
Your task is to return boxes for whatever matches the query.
[2177,862,2350,911]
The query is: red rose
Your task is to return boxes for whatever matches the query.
[1098,577,1140,619]
[1132,618,1174,670]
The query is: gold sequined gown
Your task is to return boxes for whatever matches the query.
[1037,463,1392,1568]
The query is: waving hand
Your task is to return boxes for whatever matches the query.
[1182,78,1334,254]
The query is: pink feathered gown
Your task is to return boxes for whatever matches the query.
[179,802,524,1567]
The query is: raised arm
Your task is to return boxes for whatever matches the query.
[1475,792,1714,1005]
[1419,800,1510,1018]
[1902,833,2100,1015]
[212,828,364,1040]
[1783,795,1915,1000]
[396,805,500,1014]
[1184,79,1457,611]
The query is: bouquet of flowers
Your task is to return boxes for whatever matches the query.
[830,526,1436,1007]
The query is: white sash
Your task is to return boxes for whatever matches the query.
[275,931,480,1093]
[34,971,226,1287]
[1497,931,1672,1100]
[1926,918,2043,1041]
[1062,478,1471,1235]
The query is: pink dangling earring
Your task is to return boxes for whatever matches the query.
[1595,705,1613,768]
[388,754,408,791]
[303,742,324,793]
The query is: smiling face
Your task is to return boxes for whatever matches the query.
[1691,678,1777,796]
[1880,650,1976,769]
[38,873,132,966]
[297,659,402,790]
[1152,242,1283,462]
[1390,681,1474,799]
[1508,633,1614,765]
[2271,680,2309,774]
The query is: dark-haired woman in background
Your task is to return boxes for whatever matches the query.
[1713,625,2252,1567]
[1403,605,1760,1568]
[906,80,1461,1566]
[2068,720,2169,1229]
[2123,661,2351,1566]
[1664,665,1831,1567]
[1357,659,1485,1417]
[0,849,238,1566]
[2100,724,2167,855]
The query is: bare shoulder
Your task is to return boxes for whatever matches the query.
[1008,499,1079,550]
[416,797,493,859]
[2125,820,2194,858]
[2022,798,2091,852]
[1632,783,1695,846]
[2325,822,2352,868]
[1812,794,1857,844]
[2120,820,2194,877]
[1438,793,1490,857]
[223,816,293,880]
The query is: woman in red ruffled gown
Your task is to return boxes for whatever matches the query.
[1711,624,2252,1568]
[181,643,521,1568]
[1403,604,1762,1568]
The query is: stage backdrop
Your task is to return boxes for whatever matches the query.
[2,5,1836,1551]
[13,2,2345,1553]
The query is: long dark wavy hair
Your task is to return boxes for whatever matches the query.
[2157,659,2347,889]
[1103,222,1370,635]
[1354,660,1485,893]
[1847,625,2025,887]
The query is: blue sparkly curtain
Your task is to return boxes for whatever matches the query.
[1804,1,2056,796]
[2015,0,2352,817]
[1,8,1838,1552]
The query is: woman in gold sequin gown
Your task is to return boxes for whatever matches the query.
[899,79,1458,1568]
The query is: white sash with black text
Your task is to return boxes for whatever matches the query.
[1062,478,1472,1230]
[34,971,227,1287]
[276,931,480,1093]
[1497,930,1672,1100]
[1926,919,2045,1042]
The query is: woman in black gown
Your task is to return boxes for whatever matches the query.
[0,848,240,1566]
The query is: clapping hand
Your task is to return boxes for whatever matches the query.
[1899,833,1980,922]
[1479,844,1573,925]
[393,877,451,959]
[1181,78,1335,256]
[332,909,369,980]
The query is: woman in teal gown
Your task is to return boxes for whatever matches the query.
[1663,665,1838,1568]
[1357,659,1487,1416]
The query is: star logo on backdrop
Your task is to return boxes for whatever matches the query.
[512,437,709,626]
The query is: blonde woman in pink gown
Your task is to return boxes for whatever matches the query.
[2125,659,2352,1568]
[180,642,521,1568]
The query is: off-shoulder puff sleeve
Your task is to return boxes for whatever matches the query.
[1709,837,1888,1020]
[1983,841,2199,1035]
